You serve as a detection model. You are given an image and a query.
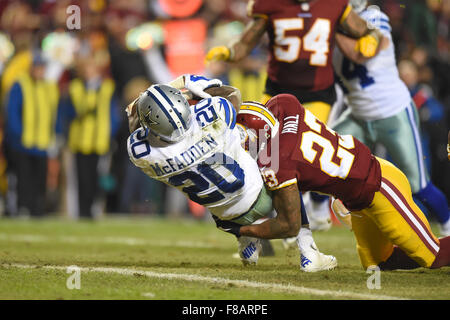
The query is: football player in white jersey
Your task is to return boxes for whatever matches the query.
[126,74,337,272]
[332,0,450,236]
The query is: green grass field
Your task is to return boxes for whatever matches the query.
[0,216,448,300]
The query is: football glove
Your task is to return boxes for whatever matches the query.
[331,197,352,230]
[205,46,231,63]
[212,215,242,238]
[355,33,379,58]
[183,74,222,99]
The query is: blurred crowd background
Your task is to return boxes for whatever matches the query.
[0,0,448,220]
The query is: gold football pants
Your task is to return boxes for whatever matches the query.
[351,158,440,268]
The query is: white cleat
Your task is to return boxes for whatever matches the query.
[300,243,338,272]
[237,236,262,265]
[298,227,337,272]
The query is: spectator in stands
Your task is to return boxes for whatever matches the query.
[63,49,120,219]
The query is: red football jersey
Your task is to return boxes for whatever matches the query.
[258,94,381,211]
[249,0,350,91]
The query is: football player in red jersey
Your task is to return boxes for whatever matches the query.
[206,0,382,124]
[206,0,384,232]
[215,94,450,270]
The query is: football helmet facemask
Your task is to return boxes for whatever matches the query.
[236,101,279,157]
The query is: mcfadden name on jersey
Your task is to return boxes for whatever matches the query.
[127,96,263,220]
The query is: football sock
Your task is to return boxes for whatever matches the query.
[431,236,450,268]
[414,182,450,224]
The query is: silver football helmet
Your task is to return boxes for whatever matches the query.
[350,0,368,13]
[137,84,192,144]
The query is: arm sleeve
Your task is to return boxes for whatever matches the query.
[338,2,352,25]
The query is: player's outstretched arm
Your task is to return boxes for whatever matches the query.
[205,18,267,63]
[240,184,302,239]
[339,9,383,58]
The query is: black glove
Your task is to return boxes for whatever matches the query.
[212,215,242,238]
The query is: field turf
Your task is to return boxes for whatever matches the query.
[0,216,448,300]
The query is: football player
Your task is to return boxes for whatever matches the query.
[205,0,382,124]
[332,0,450,236]
[126,74,337,272]
[216,94,450,271]
[205,0,384,232]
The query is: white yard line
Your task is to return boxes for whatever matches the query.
[0,233,218,248]
[2,263,408,300]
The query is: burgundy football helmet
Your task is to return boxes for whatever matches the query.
[236,101,280,156]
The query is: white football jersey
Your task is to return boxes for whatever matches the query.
[127,96,263,220]
[333,6,411,121]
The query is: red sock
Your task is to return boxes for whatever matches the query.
[378,246,420,270]
[431,236,450,269]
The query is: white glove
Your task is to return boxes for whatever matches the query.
[183,74,222,99]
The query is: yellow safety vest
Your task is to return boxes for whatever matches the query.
[18,74,59,150]
[228,68,267,102]
[1,50,32,105]
[68,78,115,155]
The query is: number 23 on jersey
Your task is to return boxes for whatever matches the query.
[261,110,356,188]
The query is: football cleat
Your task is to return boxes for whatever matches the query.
[237,236,262,265]
[298,228,337,272]
[300,243,337,272]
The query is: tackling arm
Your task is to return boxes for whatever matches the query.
[239,184,302,239]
